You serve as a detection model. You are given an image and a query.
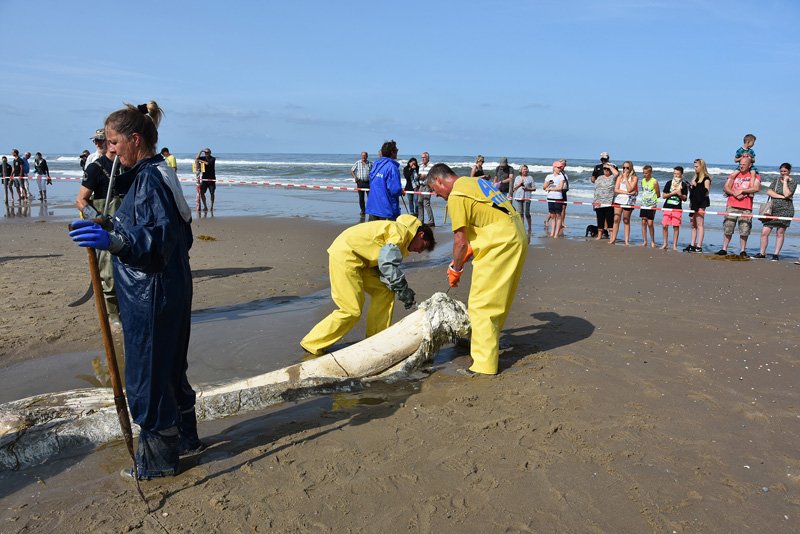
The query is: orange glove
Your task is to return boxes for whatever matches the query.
[447,262,463,287]
[463,244,474,263]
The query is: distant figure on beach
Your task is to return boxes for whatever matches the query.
[76,139,123,331]
[639,165,659,247]
[79,150,90,170]
[196,148,216,211]
[544,163,566,238]
[609,161,638,246]
[68,101,202,480]
[417,152,435,226]
[33,152,51,201]
[87,128,107,168]
[735,134,758,175]
[471,155,489,180]
[1,156,12,203]
[686,159,711,253]
[660,166,688,251]
[755,163,795,261]
[350,151,372,216]
[22,152,32,201]
[403,157,420,216]
[493,157,513,195]
[512,164,535,234]
[717,155,760,258]
[592,159,618,239]
[366,140,404,221]
[10,149,25,202]
[161,148,177,173]
[300,214,435,355]
[427,164,527,376]
[557,159,569,232]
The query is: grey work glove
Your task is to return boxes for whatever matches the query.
[378,243,408,292]
[397,286,416,310]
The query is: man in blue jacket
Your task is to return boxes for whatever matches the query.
[366,140,404,221]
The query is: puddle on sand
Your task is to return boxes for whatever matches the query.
[0,288,469,405]
[0,292,329,405]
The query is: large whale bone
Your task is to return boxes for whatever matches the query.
[0,293,470,471]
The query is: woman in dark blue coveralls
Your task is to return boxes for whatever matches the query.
[69,101,203,479]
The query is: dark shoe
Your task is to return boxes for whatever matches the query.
[683,246,693,252]
[753,253,766,259]
[772,254,780,262]
[739,251,749,259]
[692,246,703,253]
[456,368,477,377]
[715,249,727,256]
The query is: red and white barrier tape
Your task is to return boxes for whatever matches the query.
[25,176,800,222]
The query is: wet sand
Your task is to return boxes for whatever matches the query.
[2,211,800,532]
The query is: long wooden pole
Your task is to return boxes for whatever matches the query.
[72,219,148,507]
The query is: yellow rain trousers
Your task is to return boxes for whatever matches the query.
[449,178,528,374]
[300,215,421,355]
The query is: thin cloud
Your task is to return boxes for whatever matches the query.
[172,107,268,120]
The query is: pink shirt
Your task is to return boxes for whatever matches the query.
[726,171,760,210]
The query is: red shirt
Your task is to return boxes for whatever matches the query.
[727,171,760,210]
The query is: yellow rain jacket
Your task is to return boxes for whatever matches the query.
[448,177,528,374]
[301,214,422,355]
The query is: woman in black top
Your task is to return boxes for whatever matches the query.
[686,158,711,253]
[403,158,419,216]
[471,155,489,180]
[34,152,51,201]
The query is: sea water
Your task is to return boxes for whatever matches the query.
[5,152,798,254]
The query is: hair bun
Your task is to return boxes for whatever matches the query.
[137,104,148,114]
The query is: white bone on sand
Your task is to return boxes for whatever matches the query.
[0,293,470,471]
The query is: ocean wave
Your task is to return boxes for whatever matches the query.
[175,158,351,167]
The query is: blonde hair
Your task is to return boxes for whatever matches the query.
[475,155,484,164]
[622,160,637,177]
[693,158,710,184]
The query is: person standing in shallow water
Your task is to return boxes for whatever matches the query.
[196,148,216,211]
[69,101,203,480]
[685,158,711,253]
[351,151,372,216]
[417,152,436,226]
[403,157,420,216]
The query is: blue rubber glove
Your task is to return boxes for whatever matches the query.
[69,219,111,250]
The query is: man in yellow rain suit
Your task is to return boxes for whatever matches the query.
[427,163,528,375]
[301,214,435,355]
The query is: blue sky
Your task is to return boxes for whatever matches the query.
[1,0,798,165]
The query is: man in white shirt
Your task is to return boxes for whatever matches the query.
[417,152,435,226]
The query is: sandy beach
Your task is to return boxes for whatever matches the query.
[2,208,800,533]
